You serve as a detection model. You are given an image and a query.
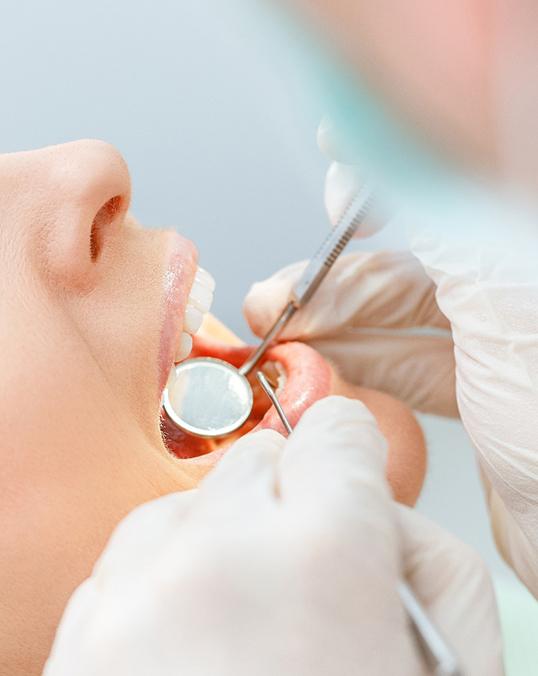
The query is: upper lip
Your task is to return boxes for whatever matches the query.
[158,232,198,394]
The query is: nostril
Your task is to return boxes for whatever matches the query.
[89,195,123,261]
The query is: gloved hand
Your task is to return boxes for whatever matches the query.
[44,398,501,676]
[244,121,538,597]
[245,249,457,417]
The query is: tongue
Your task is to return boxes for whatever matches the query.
[160,335,332,459]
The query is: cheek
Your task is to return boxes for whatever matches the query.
[67,230,165,426]
[330,372,427,507]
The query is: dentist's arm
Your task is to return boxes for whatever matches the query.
[44,398,502,676]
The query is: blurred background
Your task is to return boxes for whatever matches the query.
[1,0,536,670]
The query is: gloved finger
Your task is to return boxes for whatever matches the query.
[311,331,457,417]
[397,505,504,676]
[481,473,538,597]
[43,578,99,676]
[325,162,361,227]
[319,119,385,236]
[91,490,197,584]
[244,250,450,343]
[318,123,395,238]
[317,116,358,163]
[196,429,285,517]
[279,396,390,526]
[324,161,385,238]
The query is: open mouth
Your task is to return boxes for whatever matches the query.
[159,253,332,461]
[157,258,427,508]
[160,330,332,461]
[158,310,427,509]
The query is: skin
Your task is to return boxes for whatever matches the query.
[0,141,424,675]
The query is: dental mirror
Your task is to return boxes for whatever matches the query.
[163,357,253,438]
[162,186,375,439]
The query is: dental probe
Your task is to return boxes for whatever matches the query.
[162,183,375,439]
[256,372,293,434]
[256,372,462,676]
[238,181,374,377]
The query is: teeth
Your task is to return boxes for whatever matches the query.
[174,266,215,364]
[175,332,193,363]
[262,360,287,395]
[188,279,213,314]
[183,305,204,334]
[195,267,216,293]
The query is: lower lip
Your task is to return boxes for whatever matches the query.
[160,337,331,459]
[159,234,198,394]
[256,342,332,433]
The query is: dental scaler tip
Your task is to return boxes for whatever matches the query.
[256,371,293,435]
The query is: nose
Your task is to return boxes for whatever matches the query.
[25,140,131,288]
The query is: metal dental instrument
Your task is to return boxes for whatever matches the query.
[398,583,462,676]
[257,372,462,676]
[162,183,374,439]
[256,372,293,434]
[239,182,374,377]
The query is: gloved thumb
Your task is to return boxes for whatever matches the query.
[397,505,503,676]
[243,250,449,341]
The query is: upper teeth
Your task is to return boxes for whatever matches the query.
[175,266,215,363]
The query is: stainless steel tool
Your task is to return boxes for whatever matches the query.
[162,183,374,439]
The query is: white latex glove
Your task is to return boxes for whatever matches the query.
[44,397,501,676]
[244,122,538,597]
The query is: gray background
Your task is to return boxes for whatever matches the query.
[2,0,536,668]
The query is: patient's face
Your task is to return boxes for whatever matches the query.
[0,141,206,674]
[0,141,425,675]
